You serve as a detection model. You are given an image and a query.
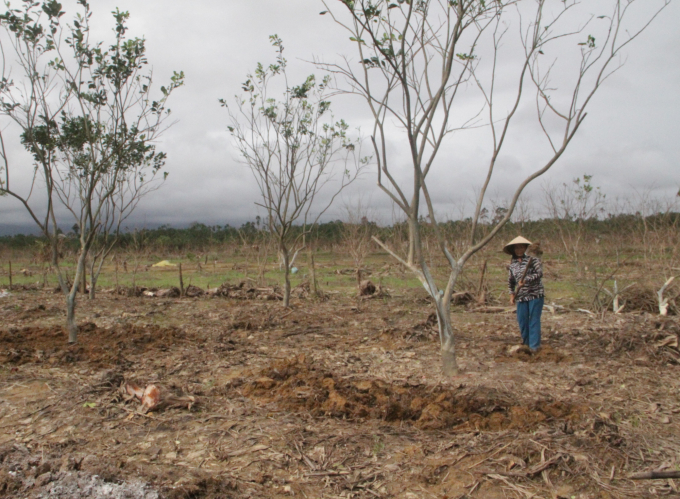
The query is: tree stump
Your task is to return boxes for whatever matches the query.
[359,280,376,296]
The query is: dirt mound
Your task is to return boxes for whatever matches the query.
[113,286,147,297]
[0,323,186,367]
[17,304,64,320]
[234,357,583,431]
[620,283,677,315]
[379,313,440,342]
[381,325,436,343]
[184,285,204,298]
[496,345,571,363]
[212,281,282,301]
[585,321,680,364]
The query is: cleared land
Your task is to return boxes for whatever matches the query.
[0,248,678,499]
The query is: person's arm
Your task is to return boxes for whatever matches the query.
[508,265,516,293]
[524,258,543,283]
[508,264,516,304]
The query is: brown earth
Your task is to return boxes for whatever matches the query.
[0,288,679,498]
[0,323,186,367]
[236,356,585,432]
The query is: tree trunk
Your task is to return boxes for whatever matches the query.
[308,245,318,297]
[66,250,89,343]
[90,274,98,300]
[410,210,458,374]
[81,255,87,294]
[89,259,97,300]
[441,336,457,376]
[407,219,416,265]
[282,248,291,307]
[434,297,458,375]
[90,255,107,301]
[66,292,78,343]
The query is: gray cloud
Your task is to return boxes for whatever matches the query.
[1,0,677,234]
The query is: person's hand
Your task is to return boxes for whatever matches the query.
[510,293,515,305]
[518,280,525,288]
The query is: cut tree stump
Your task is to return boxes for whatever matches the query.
[359,280,376,296]
[124,382,197,413]
[156,287,181,298]
[184,285,205,297]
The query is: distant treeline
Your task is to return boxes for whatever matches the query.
[0,212,678,252]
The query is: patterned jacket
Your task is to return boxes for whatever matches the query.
[508,255,544,302]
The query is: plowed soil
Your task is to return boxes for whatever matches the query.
[237,357,584,431]
[0,323,186,367]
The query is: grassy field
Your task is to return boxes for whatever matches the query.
[3,238,674,318]
[0,243,632,305]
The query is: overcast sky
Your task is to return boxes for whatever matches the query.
[0,0,678,235]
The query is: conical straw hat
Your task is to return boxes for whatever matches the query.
[503,236,532,255]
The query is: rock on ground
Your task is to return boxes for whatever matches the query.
[35,472,158,499]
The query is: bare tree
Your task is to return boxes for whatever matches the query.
[627,187,680,270]
[342,198,375,289]
[542,175,606,271]
[0,2,183,342]
[511,195,534,228]
[319,0,669,374]
[87,171,167,300]
[222,36,366,307]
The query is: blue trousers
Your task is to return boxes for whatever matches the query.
[516,296,544,350]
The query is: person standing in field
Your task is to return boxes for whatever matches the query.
[505,236,544,352]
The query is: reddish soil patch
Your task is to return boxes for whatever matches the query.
[0,323,187,367]
[234,356,584,431]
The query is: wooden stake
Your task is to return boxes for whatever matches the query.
[477,259,488,304]
[8,261,12,290]
[478,260,487,295]
[115,258,119,290]
[179,263,185,297]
